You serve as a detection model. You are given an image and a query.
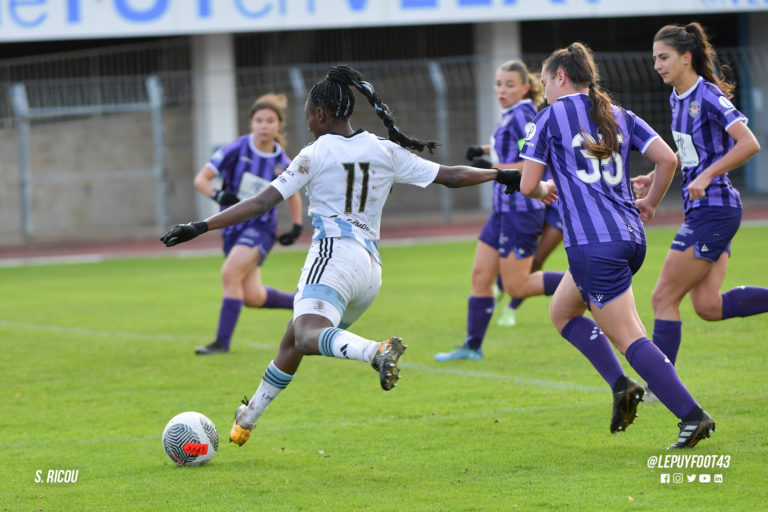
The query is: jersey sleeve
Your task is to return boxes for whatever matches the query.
[271,145,314,199]
[389,142,440,188]
[520,108,550,165]
[706,89,747,131]
[207,139,241,176]
[625,109,661,154]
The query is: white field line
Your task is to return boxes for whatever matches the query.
[0,319,605,393]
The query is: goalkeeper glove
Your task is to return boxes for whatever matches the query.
[465,145,485,161]
[495,169,522,194]
[471,157,493,169]
[277,223,303,246]
[160,221,208,247]
[210,189,240,207]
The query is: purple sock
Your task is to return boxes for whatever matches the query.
[721,286,768,320]
[216,297,243,349]
[509,298,524,310]
[263,286,295,309]
[625,338,698,419]
[652,318,682,365]
[464,296,495,350]
[560,316,624,387]
[543,271,564,296]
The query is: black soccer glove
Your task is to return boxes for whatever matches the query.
[465,145,485,161]
[210,189,240,207]
[160,221,208,247]
[495,168,522,194]
[277,223,303,246]
[471,157,493,169]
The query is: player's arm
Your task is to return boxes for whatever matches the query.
[161,186,284,247]
[687,121,760,200]
[520,160,557,204]
[277,191,304,246]
[194,163,239,206]
[635,138,677,222]
[433,165,520,191]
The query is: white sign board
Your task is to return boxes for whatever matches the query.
[1,0,766,42]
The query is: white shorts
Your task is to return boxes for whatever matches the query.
[293,237,382,328]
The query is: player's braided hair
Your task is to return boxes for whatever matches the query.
[499,60,545,108]
[654,22,734,98]
[308,65,438,153]
[543,42,620,160]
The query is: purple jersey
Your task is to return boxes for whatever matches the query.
[208,136,291,236]
[490,99,544,213]
[521,93,660,248]
[669,77,745,214]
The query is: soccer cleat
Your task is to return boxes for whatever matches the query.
[371,337,406,391]
[195,340,228,355]
[230,396,254,446]
[434,346,483,361]
[610,377,644,433]
[668,411,716,449]
[497,307,517,327]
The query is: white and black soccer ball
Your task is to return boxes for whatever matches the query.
[162,411,218,466]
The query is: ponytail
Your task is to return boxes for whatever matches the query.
[654,22,734,98]
[543,42,620,160]
[308,65,439,153]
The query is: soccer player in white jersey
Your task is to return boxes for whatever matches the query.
[632,23,766,369]
[161,65,522,446]
[521,43,715,448]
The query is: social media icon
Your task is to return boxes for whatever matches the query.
[687,474,696,482]
[699,474,711,483]
[673,473,683,483]
[714,474,723,483]
[660,474,670,483]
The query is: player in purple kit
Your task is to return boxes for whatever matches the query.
[521,42,715,448]
[435,60,564,361]
[192,94,304,355]
[631,23,766,367]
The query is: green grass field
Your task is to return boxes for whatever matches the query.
[1,225,767,511]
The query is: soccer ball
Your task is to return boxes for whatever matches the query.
[162,411,219,466]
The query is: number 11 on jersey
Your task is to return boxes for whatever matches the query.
[343,162,371,213]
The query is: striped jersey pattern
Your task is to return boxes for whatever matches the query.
[521,93,660,248]
[207,136,291,235]
[490,99,544,213]
[271,130,440,263]
[669,76,745,214]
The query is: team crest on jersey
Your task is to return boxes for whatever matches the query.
[688,101,701,118]
[718,96,735,111]
[524,122,536,140]
[273,163,286,177]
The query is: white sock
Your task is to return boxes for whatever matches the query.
[240,361,293,427]
[318,327,380,363]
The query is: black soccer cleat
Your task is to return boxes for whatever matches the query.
[610,377,644,433]
[195,340,229,355]
[371,337,406,391]
[668,411,716,449]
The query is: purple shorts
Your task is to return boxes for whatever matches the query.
[566,241,646,309]
[671,206,741,262]
[479,209,545,259]
[223,225,276,263]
